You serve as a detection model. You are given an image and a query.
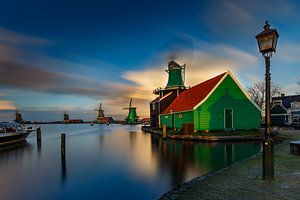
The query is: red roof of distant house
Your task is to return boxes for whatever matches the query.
[141,118,150,122]
[162,72,227,114]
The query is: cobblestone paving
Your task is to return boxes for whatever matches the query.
[160,130,300,200]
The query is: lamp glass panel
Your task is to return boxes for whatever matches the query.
[259,35,274,52]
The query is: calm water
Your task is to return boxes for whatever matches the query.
[0,124,261,200]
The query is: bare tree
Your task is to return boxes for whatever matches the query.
[247,82,282,111]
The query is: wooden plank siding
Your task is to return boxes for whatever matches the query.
[160,113,172,128]
[173,111,194,129]
[159,74,260,131]
[160,111,193,129]
[194,75,260,131]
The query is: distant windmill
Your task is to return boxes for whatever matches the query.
[63,112,70,123]
[123,98,139,123]
[94,102,105,120]
[15,109,24,123]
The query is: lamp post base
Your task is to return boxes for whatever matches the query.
[262,138,274,180]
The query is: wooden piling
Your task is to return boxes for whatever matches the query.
[61,133,67,183]
[61,133,66,157]
[162,124,167,139]
[37,127,41,142]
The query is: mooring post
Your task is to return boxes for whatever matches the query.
[61,133,66,158]
[37,126,41,142]
[61,133,67,184]
[162,124,167,139]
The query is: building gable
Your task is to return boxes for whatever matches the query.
[162,71,260,115]
[161,72,226,114]
[193,71,261,111]
[194,74,261,130]
[272,95,300,109]
[271,105,287,114]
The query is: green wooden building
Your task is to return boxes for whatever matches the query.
[160,71,261,131]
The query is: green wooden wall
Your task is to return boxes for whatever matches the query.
[160,74,260,131]
[160,113,172,128]
[160,111,193,128]
[194,75,260,131]
[173,111,193,129]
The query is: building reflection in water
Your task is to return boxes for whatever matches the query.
[149,134,261,187]
[111,129,261,188]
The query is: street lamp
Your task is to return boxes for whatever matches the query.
[255,21,279,180]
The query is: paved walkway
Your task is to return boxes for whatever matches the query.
[160,130,300,200]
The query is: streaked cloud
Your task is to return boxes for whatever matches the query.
[0,24,299,121]
[279,43,300,62]
[282,83,299,95]
[0,28,52,46]
[199,0,298,38]
[0,28,121,99]
[0,100,16,110]
[121,40,260,117]
[0,58,114,98]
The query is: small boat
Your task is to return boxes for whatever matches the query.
[0,122,34,146]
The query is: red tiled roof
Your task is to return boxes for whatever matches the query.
[162,72,227,114]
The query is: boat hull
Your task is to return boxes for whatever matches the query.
[0,132,31,147]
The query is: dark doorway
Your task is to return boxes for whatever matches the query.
[225,109,233,129]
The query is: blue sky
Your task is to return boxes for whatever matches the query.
[0,0,300,121]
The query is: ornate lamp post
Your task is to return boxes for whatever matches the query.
[255,21,279,180]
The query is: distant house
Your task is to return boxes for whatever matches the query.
[271,94,300,127]
[160,71,261,131]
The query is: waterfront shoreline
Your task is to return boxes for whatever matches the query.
[142,126,263,142]
[159,130,300,200]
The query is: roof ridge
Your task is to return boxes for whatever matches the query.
[161,72,227,114]
[188,72,227,89]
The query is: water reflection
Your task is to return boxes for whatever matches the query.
[61,150,67,185]
[37,138,42,158]
[149,134,261,186]
[0,142,32,162]
[0,125,261,200]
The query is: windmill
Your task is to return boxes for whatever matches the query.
[146,35,193,90]
[15,109,24,123]
[94,102,105,120]
[63,111,70,123]
[123,98,139,123]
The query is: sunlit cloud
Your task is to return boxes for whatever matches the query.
[0,100,16,110]
[0,26,298,121]
[121,41,260,117]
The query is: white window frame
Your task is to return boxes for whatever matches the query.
[285,115,291,125]
[291,101,300,111]
[273,100,282,106]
